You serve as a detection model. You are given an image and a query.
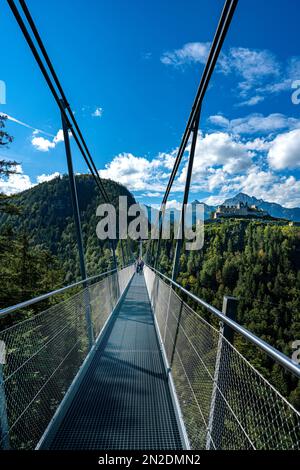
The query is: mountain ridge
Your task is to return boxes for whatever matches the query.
[0,175,137,282]
[154,193,300,222]
[222,193,300,222]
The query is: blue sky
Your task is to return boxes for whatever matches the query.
[0,0,300,208]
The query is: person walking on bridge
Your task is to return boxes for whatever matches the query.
[139,258,144,274]
[135,257,144,274]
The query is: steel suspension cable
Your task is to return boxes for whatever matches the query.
[153,0,238,269]
[7,0,109,203]
[18,0,111,204]
[161,0,238,206]
[7,0,120,269]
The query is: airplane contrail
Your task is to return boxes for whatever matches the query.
[0,112,55,138]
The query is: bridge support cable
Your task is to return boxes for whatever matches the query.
[7,0,118,269]
[7,1,103,198]
[171,108,201,283]
[153,0,238,269]
[206,296,237,450]
[18,0,109,202]
[161,0,238,206]
[61,104,94,350]
[163,108,201,343]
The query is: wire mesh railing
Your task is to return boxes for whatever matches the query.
[144,265,300,450]
[0,264,134,450]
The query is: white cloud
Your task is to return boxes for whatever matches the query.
[206,168,227,191]
[161,42,210,67]
[219,47,281,105]
[157,151,177,170]
[36,172,61,184]
[254,57,300,97]
[92,107,103,118]
[0,166,64,195]
[173,132,258,198]
[204,195,225,206]
[219,47,280,83]
[31,129,64,152]
[170,126,300,208]
[160,43,299,106]
[142,192,163,198]
[233,166,276,194]
[202,163,300,208]
[98,153,168,191]
[205,176,300,209]
[287,57,300,80]
[231,114,300,135]
[208,115,230,127]
[268,128,300,170]
[158,41,300,110]
[234,171,300,208]
[165,200,182,211]
[0,112,54,138]
[53,129,64,143]
[266,177,300,208]
[244,137,271,152]
[219,48,299,105]
[0,165,34,195]
[237,95,264,107]
[0,166,63,195]
[95,124,300,209]
[31,136,55,152]
[258,79,291,95]
[150,200,182,211]
[185,131,254,180]
[142,52,152,60]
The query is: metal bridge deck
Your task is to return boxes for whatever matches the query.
[47,273,183,450]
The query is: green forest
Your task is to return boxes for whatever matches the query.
[1,165,299,407]
[149,219,300,408]
[0,114,300,451]
[0,173,137,311]
[1,115,299,412]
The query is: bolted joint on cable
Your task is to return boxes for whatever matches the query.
[59,98,68,110]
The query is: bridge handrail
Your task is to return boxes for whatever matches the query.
[146,264,300,379]
[0,263,134,318]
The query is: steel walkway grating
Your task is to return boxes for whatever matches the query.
[47,274,183,450]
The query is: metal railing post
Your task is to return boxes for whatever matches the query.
[0,342,9,450]
[206,295,237,449]
[61,102,94,349]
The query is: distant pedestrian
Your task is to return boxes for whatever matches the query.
[139,259,144,273]
[135,258,140,273]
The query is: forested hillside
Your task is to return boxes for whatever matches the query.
[0,174,136,310]
[1,169,299,407]
[151,220,300,408]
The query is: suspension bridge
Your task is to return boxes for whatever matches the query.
[0,0,300,451]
